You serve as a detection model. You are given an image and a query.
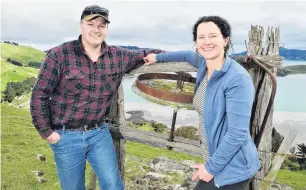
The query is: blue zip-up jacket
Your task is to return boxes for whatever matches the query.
[156,51,261,187]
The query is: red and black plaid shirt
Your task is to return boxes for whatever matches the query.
[30,35,165,139]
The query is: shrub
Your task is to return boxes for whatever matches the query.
[7,58,23,66]
[2,77,36,102]
[174,126,199,140]
[151,122,168,133]
[281,157,301,171]
[28,62,42,68]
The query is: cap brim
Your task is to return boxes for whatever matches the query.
[82,14,110,23]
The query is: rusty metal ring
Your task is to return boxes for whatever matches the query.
[135,73,196,104]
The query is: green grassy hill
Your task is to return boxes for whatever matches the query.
[1,43,44,92]
[1,58,39,91]
[1,43,45,66]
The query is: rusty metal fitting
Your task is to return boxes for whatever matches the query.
[135,73,196,104]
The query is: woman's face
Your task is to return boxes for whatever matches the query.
[196,22,229,61]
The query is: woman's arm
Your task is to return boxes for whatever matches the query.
[146,50,203,69]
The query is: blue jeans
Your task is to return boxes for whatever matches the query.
[49,123,124,190]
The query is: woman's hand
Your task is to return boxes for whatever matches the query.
[190,164,214,182]
[143,53,157,65]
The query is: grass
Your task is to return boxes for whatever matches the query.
[1,58,39,92]
[276,170,306,190]
[1,104,62,190]
[0,104,202,190]
[0,43,45,66]
[145,79,195,95]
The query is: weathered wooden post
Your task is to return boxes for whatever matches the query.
[245,25,283,189]
[259,129,297,190]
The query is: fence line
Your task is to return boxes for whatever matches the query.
[3,114,306,160]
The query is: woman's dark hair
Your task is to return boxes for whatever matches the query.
[192,16,233,54]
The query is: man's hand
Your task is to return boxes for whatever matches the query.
[46,131,61,144]
[190,164,214,182]
[143,53,157,65]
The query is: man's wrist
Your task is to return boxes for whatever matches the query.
[40,129,54,139]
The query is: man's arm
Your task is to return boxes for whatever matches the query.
[204,75,255,176]
[30,51,61,139]
[119,47,166,73]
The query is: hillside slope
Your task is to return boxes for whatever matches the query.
[231,47,306,61]
[1,58,39,91]
[1,43,45,66]
[0,43,44,91]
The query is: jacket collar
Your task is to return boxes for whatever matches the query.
[206,54,233,81]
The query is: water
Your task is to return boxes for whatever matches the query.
[274,74,306,112]
[122,60,306,146]
[283,60,306,66]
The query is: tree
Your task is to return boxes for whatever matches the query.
[297,143,306,156]
[2,77,36,103]
[3,83,16,102]
[296,143,306,168]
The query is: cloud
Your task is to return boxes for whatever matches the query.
[1,0,306,52]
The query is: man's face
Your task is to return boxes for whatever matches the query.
[80,17,108,47]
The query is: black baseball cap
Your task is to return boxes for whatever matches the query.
[81,5,110,23]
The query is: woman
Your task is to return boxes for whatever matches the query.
[143,16,261,189]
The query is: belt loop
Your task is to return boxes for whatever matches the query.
[95,123,98,128]
[62,125,66,134]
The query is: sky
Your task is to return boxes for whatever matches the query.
[1,0,306,53]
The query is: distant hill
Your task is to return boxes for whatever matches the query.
[1,43,46,66]
[277,65,306,77]
[232,47,306,61]
[0,43,43,91]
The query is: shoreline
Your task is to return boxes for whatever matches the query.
[124,102,306,147]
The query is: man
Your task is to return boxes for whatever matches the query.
[30,5,164,190]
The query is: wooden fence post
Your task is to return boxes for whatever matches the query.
[246,25,283,189]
